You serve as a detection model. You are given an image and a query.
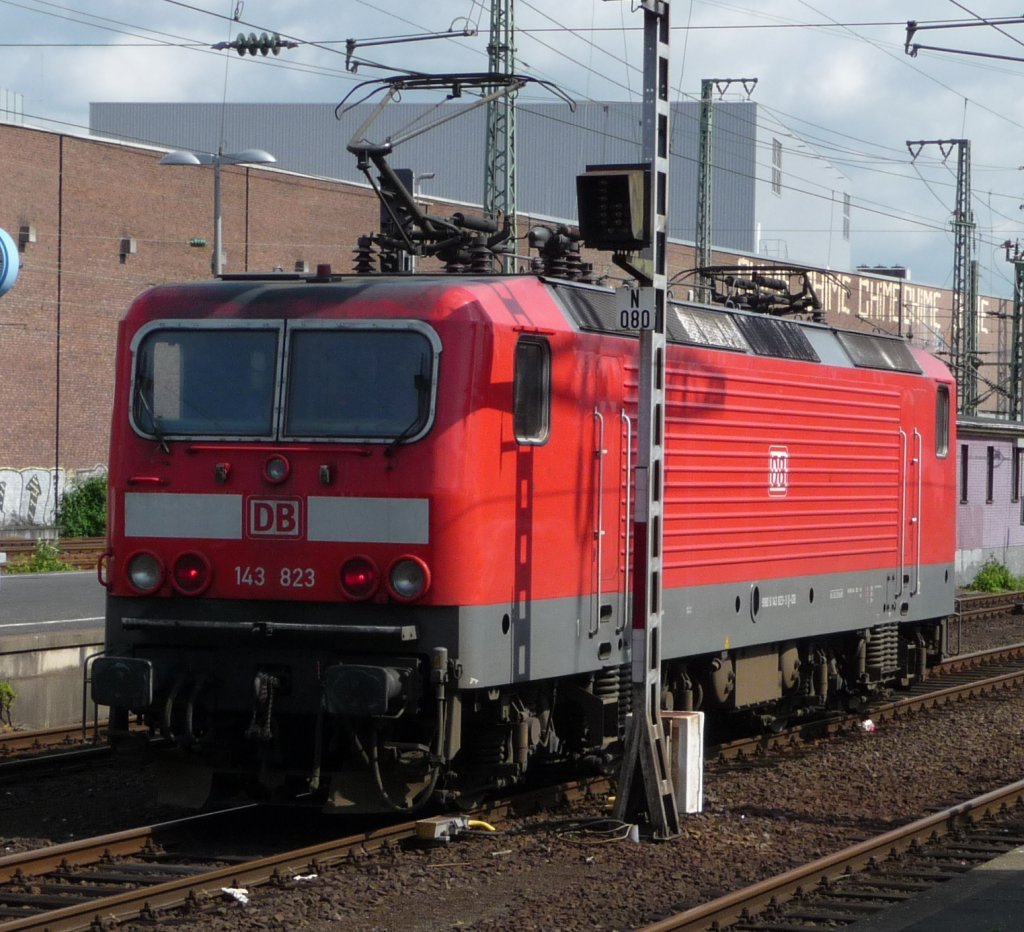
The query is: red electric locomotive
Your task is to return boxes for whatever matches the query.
[93,87,956,811]
[91,225,956,811]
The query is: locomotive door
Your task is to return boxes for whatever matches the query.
[898,400,923,606]
[590,358,628,642]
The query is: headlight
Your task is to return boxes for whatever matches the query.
[127,552,163,594]
[263,454,290,483]
[387,556,430,602]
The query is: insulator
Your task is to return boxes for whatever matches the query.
[353,236,375,274]
[544,256,568,279]
[546,258,567,278]
[564,244,584,280]
[469,241,493,274]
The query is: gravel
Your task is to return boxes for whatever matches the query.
[4,613,1024,931]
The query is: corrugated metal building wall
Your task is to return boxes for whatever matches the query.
[89,99,849,270]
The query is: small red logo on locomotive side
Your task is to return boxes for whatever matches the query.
[247,497,303,538]
[768,446,789,497]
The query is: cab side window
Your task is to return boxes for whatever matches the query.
[935,385,950,458]
[513,337,551,444]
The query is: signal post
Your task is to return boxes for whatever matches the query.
[578,0,680,840]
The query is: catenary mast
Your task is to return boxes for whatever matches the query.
[484,0,516,271]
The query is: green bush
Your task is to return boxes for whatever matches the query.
[57,474,107,537]
[6,540,73,574]
[0,681,15,727]
[968,558,1024,592]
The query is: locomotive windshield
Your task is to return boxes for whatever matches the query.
[133,326,278,437]
[130,320,439,443]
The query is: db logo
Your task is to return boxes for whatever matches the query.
[768,446,789,497]
[248,498,302,538]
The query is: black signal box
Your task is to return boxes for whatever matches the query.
[576,164,650,251]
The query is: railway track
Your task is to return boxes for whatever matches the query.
[0,537,104,572]
[0,779,604,930]
[646,642,1024,929]
[3,638,1024,928]
[641,778,1024,931]
[954,588,1024,622]
[5,644,1024,929]
[0,724,111,778]
[0,723,153,781]
[0,724,96,757]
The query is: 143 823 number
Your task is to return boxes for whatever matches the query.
[234,566,316,588]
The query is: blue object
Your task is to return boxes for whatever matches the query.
[0,228,19,297]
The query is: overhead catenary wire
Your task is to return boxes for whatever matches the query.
[6,0,1024,297]
[0,5,1019,315]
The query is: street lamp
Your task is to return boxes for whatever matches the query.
[159,146,276,275]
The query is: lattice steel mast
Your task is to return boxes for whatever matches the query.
[1004,240,1024,420]
[696,78,756,302]
[907,139,977,414]
[484,0,516,268]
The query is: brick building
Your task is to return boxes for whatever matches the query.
[0,122,386,528]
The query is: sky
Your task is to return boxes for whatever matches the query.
[3,0,1024,297]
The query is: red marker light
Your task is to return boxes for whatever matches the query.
[172,552,211,595]
[340,556,379,600]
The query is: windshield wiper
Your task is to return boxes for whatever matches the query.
[384,413,424,458]
[150,417,170,454]
[384,368,430,459]
[134,379,170,453]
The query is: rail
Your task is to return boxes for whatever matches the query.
[954,588,1024,619]
[641,777,1024,931]
[0,722,154,782]
[0,778,605,929]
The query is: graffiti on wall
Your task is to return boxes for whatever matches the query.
[0,465,106,530]
[803,270,949,352]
